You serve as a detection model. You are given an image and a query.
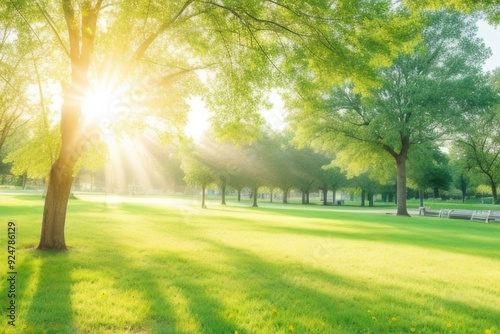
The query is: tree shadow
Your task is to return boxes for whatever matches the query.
[24,251,76,333]
[246,215,500,261]
[188,236,500,332]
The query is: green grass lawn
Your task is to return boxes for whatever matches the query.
[1,193,499,334]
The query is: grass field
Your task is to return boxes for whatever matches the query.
[1,193,499,333]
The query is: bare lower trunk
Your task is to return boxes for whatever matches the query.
[396,155,410,216]
[489,178,498,204]
[322,188,328,205]
[419,188,424,208]
[368,192,374,207]
[37,163,74,250]
[282,188,288,204]
[252,186,258,207]
[201,186,207,208]
[221,183,226,205]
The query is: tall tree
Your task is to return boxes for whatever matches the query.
[454,70,500,204]
[289,10,495,216]
[181,146,215,209]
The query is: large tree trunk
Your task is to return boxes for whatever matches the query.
[419,188,424,208]
[395,154,410,216]
[37,163,74,250]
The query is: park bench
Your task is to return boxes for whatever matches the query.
[470,210,500,223]
[419,207,449,218]
[447,209,473,220]
[419,207,500,223]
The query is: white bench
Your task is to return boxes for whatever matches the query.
[471,210,500,223]
[420,208,500,223]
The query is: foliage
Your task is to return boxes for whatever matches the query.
[407,0,500,23]
[0,3,32,154]
[454,110,500,203]
[3,121,59,180]
[181,145,216,190]
[407,145,452,194]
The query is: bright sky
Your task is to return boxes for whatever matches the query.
[477,20,500,72]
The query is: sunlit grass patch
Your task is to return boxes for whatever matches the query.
[1,193,499,333]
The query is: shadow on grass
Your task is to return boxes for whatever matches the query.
[181,236,500,333]
[240,207,500,261]
[24,251,76,333]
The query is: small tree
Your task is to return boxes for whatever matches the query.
[454,111,500,204]
[181,153,215,209]
[408,145,452,207]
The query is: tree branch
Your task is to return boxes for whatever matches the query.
[35,1,70,58]
[133,0,195,61]
[204,1,310,38]
[8,0,43,45]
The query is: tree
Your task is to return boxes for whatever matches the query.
[449,148,473,204]
[407,145,452,207]
[181,147,215,209]
[200,140,241,206]
[454,112,500,204]
[289,147,330,205]
[317,165,347,206]
[262,133,295,204]
[239,141,271,208]
[345,173,382,207]
[453,70,500,204]
[289,10,495,216]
